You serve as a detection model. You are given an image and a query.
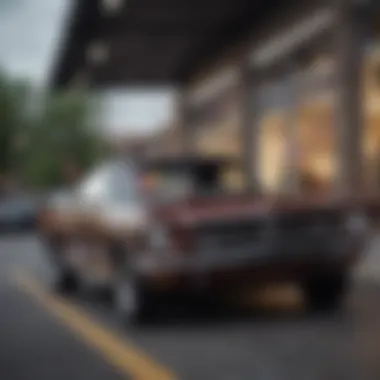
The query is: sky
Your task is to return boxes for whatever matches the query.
[0,0,173,136]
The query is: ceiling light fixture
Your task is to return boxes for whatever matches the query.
[250,8,334,68]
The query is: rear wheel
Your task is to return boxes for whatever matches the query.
[303,272,348,312]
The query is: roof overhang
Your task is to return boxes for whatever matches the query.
[51,0,302,90]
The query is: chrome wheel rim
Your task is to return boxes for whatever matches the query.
[115,278,137,318]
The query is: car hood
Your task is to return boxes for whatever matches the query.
[152,193,349,227]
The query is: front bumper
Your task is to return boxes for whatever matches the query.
[131,235,364,290]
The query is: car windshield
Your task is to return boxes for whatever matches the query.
[141,162,231,203]
[77,161,139,205]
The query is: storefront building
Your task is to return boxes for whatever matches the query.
[51,0,374,196]
[185,1,372,195]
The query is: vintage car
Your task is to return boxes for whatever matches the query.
[38,156,371,322]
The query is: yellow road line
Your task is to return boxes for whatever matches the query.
[12,269,176,380]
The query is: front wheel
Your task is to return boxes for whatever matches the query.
[43,237,81,295]
[54,268,80,295]
[113,273,157,324]
[303,272,348,313]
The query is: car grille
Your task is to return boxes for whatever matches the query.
[195,209,343,258]
[196,220,265,256]
[275,209,342,235]
[272,209,344,254]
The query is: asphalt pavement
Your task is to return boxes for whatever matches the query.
[0,233,380,380]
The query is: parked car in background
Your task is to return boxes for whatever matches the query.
[38,156,371,323]
[0,196,38,232]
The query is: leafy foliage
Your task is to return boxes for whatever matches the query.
[0,72,31,175]
[0,71,106,189]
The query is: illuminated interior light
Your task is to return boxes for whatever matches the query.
[250,8,334,67]
[366,94,380,115]
[189,67,239,106]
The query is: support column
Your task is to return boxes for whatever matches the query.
[280,62,300,194]
[335,0,365,195]
[241,62,260,192]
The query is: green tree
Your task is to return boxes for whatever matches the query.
[0,71,31,179]
[0,69,105,190]
[24,90,106,189]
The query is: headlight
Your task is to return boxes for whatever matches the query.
[102,206,146,231]
[345,213,368,235]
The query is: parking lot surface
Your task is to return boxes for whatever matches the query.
[1,234,380,380]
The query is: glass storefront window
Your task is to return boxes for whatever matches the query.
[362,39,380,190]
[258,110,287,192]
[255,28,336,195]
[190,82,244,191]
[189,19,337,195]
[295,53,337,194]
[256,77,291,193]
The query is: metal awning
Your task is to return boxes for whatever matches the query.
[51,0,295,89]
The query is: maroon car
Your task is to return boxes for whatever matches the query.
[39,157,370,323]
